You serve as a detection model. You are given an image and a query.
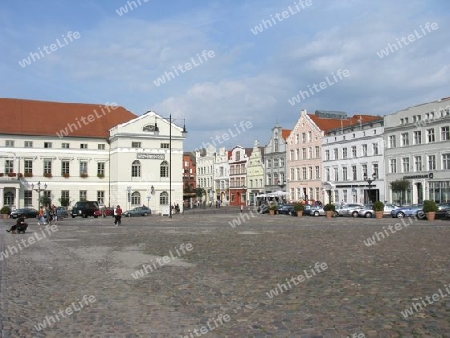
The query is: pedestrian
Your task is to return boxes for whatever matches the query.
[114,205,122,225]
[240,204,243,213]
[38,206,46,225]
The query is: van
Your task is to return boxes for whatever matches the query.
[71,201,100,218]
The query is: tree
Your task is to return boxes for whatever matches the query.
[391,180,410,205]
[195,188,206,201]
[39,195,52,207]
[58,197,70,207]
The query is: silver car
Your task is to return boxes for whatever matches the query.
[358,203,399,218]
[336,203,364,217]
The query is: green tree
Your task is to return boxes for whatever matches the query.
[195,188,206,201]
[58,197,70,207]
[391,180,410,205]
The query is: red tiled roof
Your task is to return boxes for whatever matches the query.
[281,129,291,140]
[0,98,137,138]
[308,114,381,132]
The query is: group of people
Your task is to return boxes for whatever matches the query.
[171,203,180,214]
[37,205,58,225]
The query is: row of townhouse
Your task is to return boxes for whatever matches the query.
[0,98,187,214]
[194,97,450,206]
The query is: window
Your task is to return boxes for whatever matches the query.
[132,160,141,177]
[389,159,397,173]
[160,143,169,148]
[401,133,409,146]
[24,190,32,207]
[267,159,272,168]
[273,158,278,167]
[98,144,105,150]
[160,161,169,178]
[236,152,240,161]
[290,150,294,161]
[80,161,87,175]
[342,148,347,159]
[362,164,367,177]
[5,140,14,147]
[274,138,279,152]
[351,146,357,157]
[97,162,105,176]
[24,141,33,148]
[132,142,141,148]
[334,168,338,181]
[389,135,396,148]
[44,159,52,175]
[308,131,312,142]
[24,160,33,174]
[427,129,435,143]
[352,166,357,180]
[373,164,379,178]
[5,160,13,174]
[266,174,272,185]
[295,134,299,144]
[61,190,69,202]
[62,161,70,175]
[44,142,52,148]
[295,149,299,160]
[79,190,87,201]
[372,143,379,155]
[315,146,320,158]
[443,154,450,170]
[343,167,348,181]
[302,133,306,143]
[400,118,404,124]
[325,150,330,161]
[80,143,88,149]
[413,131,422,145]
[290,168,294,181]
[308,166,313,180]
[441,126,450,141]
[97,191,105,205]
[131,191,141,205]
[362,144,368,156]
[326,168,330,181]
[296,168,300,180]
[402,157,410,172]
[315,166,320,179]
[404,117,408,124]
[160,191,169,205]
[302,167,307,180]
[413,156,421,172]
[428,155,436,170]
[280,158,284,167]
[334,148,338,160]
[308,147,312,159]
[62,143,70,149]
[302,148,307,159]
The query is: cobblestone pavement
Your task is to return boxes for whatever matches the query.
[0,211,449,337]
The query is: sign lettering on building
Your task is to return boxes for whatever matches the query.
[137,153,165,160]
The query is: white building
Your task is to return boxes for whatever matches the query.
[195,144,216,205]
[322,118,385,205]
[0,99,186,215]
[264,123,290,193]
[384,97,450,204]
[213,147,230,205]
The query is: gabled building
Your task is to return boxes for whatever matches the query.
[286,109,380,203]
[0,98,186,215]
[264,122,290,193]
[183,152,196,204]
[195,144,216,205]
[228,145,251,207]
[246,140,264,205]
[213,147,230,205]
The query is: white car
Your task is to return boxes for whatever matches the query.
[358,203,399,218]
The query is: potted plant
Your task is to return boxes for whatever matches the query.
[269,203,278,216]
[1,206,11,219]
[80,173,88,178]
[44,173,52,178]
[293,203,304,217]
[323,203,335,218]
[423,200,438,221]
[24,172,33,177]
[97,173,104,178]
[373,201,384,219]
[18,173,23,178]
[7,172,16,177]
[62,173,70,178]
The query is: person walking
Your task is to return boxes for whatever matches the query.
[38,206,46,225]
[114,205,123,226]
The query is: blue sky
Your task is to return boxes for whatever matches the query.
[2,0,450,150]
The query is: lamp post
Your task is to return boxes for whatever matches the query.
[153,113,187,218]
[363,172,377,204]
[31,181,47,210]
[127,186,131,210]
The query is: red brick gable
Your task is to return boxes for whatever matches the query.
[0,98,137,139]
[308,114,380,132]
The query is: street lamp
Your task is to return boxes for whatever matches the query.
[147,185,155,208]
[363,172,377,204]
[31,181,47,210]
[154,113,187,218]
[127,186,131,210]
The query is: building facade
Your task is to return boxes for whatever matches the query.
[183,152,196,205]
[322,119,385,205]
[264,123,290,193]
[246,140,264,206]
[213,147,230,205]
[195,145,216,205]
[0,99,186,215]
[228,145,250,207]
[384,97,450,204]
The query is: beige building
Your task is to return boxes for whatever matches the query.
[246,140,264,205]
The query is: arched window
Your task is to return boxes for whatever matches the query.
[132,160,141,177]
[131,191,141,205]
[160,191,168,205]
[160,161,169,178]
[3,191,14,206]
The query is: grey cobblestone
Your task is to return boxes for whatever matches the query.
[0,213,449,337]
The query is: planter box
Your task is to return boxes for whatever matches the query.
[44,173,52,178]
[24,172,33,177]
[269,209,275,216]
[297,211,303,217]
[326,211,333,218]
[7,173,16,177]
[375,211,383,219]
[426,212,436,221]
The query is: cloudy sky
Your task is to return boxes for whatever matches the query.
[1,0,449,150]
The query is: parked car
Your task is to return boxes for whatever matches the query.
[71,201,100,218]
[358,203,399,218]
[391,204,425,219]
[10,208,39,219]
[310,205,326,217]
[123,206,152,217]
[335,203,364,217]
[55,207,68,218]
[278,204,294,215]
[446,209,450,219]
[94,207,115,218]
[436,203,450,219]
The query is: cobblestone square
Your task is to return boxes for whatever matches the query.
[1,211,449,337]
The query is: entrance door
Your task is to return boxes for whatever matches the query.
[416,182,423,204]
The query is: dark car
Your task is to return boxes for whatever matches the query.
[10,208,39,219]
[71,201,100,218]
[94,207,115,218]
[278,204,294,215]
[436,203,450,219]
[123,206,151,217]
[56,207,68,218]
